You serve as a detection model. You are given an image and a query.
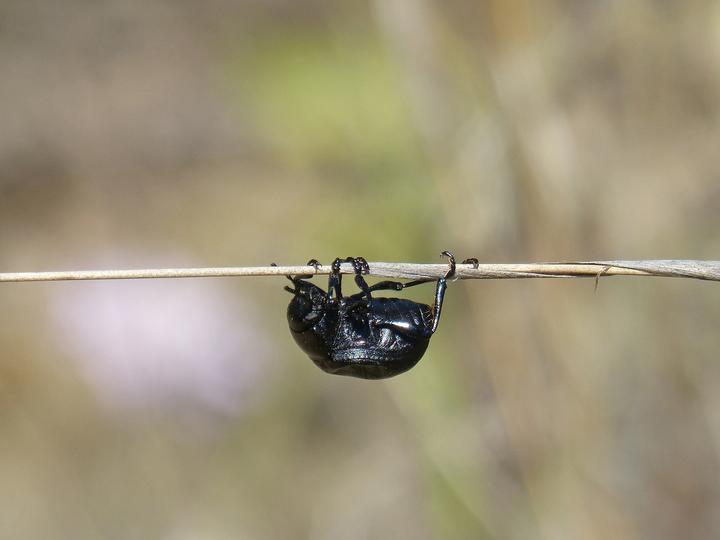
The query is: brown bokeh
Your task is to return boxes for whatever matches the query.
[2,1,720,538]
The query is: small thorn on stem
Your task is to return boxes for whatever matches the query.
[594,266,611,292]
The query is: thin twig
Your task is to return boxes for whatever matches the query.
[1,260,719,283]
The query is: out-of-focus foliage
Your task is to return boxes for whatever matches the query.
[2,1,720,539]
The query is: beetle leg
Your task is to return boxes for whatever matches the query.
[328,258,345,300]
[330,257,371,301]
[370,250,459,292]
[344,280,406,307]
[354,257,370,274]
[429,279,448,334]
[394,255,471,290]
[399,278,433,288]
[349,257,375,302]
[364,280,404,293]
[442,250,456,279]
[428,251,456,334]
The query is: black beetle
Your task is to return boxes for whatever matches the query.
[277,251,467,379]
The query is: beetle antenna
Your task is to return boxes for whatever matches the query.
[284,286,296,294]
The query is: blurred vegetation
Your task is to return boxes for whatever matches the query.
[2,1,720,539]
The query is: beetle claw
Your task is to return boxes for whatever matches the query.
[441,250,456,280]
[462,258,479,269]
[354,257,370,275]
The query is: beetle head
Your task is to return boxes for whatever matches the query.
[284,277,328,332]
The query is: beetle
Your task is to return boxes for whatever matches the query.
[277,251,473,379]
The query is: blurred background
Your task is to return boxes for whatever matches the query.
[2,1,720,538]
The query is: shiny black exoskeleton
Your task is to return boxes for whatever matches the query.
[278,252,462,379]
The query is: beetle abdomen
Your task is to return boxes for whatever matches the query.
[310,345,427,379]
[315,339,429,379]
